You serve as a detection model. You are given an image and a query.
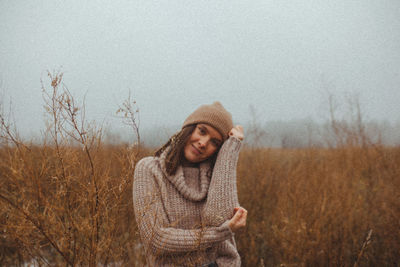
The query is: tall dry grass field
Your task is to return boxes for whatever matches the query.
[2,141,399,266]
[237,146,400,266]
[1,74,399,266]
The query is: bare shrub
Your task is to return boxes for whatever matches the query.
[246,105,269,148]
[325,92,371,148]
[0,71,146,266]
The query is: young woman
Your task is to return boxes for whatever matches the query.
[133,102,247,267]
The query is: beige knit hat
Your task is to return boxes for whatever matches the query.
[182,101,233,141]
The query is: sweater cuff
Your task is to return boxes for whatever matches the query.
[219,220,235,238]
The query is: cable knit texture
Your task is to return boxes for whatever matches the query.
[133,137,242,266]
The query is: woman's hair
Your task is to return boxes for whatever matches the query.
[155,124,220,176]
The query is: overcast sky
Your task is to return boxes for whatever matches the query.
[1,0,399,138]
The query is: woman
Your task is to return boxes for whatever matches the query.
[133,102,247,267]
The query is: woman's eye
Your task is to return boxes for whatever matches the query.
[199,128,206,134]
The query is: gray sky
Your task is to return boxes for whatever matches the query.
[1,0,400,138]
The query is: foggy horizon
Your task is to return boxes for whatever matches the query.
[1,0,400,140]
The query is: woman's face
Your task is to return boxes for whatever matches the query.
[183,124,223,163]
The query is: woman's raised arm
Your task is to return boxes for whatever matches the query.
[202,126,244,226]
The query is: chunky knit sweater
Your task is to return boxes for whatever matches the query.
[133,137,242,266]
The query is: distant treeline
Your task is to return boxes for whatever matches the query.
[104,119,400,148]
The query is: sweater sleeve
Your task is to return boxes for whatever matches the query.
[215,237,241,267]
[133,157,234,255]
[202,136,242,226]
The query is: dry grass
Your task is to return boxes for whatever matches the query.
[237,145,400,266]
[0,73,399,266]
[2,142,399,266]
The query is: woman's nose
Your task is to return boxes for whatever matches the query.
[198,137,207,148]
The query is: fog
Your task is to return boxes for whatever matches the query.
[1,0,399,145]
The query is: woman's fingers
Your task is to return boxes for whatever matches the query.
[231,208,243,222]
[229,125,245,141]
[229,207,248,232]
[237,208,247,225]
[233,125,244,134]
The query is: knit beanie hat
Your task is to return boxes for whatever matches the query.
[182,101,233,141]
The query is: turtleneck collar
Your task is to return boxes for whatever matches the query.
[157,146,212,202]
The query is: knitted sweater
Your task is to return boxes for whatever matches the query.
[133,137,242,266]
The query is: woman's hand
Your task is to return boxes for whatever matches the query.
[229,125,244,141]
[228,207,247,233]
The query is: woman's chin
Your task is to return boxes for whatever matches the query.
[184,152,202,164]
[185,156,199,163]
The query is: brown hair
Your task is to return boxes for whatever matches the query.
[155,124,220,176]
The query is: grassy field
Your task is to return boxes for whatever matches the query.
[1,141,399,266]
[1,74,399,266]
[237,146,399,266]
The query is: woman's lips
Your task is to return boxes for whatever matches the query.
[191,144,202,155]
